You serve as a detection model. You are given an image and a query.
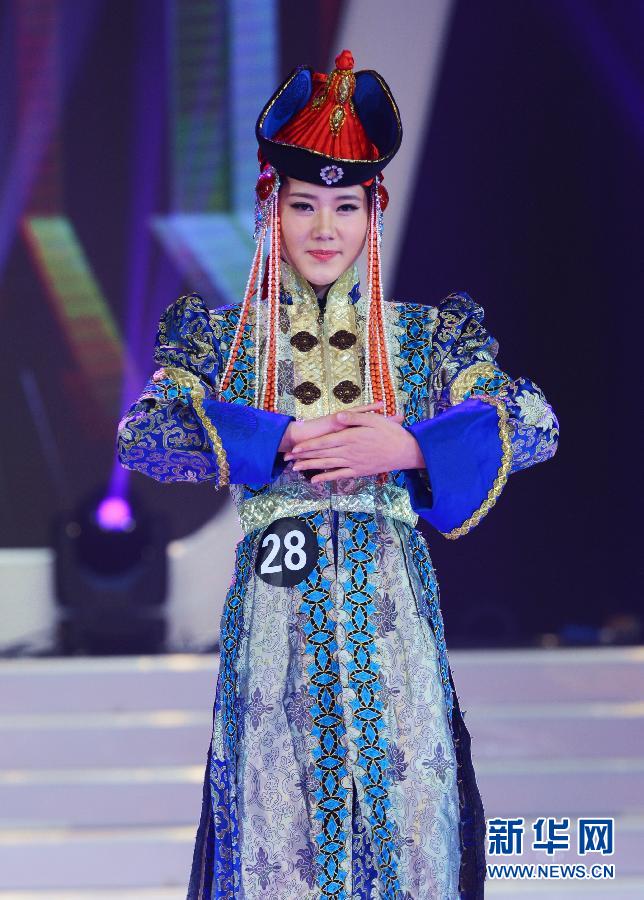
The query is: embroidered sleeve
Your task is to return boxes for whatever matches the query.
[116,294,292,486]
[434,292,559,474]
[405,292,559,538]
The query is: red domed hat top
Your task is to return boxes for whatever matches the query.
[256,50,402,186]
[272,51,379,164]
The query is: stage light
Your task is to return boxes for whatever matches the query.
[54,487,169,655]
[95,496,135,532]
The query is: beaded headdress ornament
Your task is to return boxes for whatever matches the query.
[219,50,402,419]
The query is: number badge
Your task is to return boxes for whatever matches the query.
[255,516,319,587]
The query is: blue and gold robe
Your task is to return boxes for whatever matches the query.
[117,261,559,900]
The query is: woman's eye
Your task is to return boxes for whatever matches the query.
[338,204,359,212]
[291,202,314,211]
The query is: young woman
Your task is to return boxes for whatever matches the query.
[118,50,559,900]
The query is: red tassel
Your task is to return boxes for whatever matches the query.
[261,197,281,412]
[219,235,264,394]
[366,181,396,420]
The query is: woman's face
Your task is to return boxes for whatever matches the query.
[278,176,369,292]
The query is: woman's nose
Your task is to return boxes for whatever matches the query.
[311,210,334,239]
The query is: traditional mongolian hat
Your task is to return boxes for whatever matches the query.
[219,50,403,418]
[257,49,401,187]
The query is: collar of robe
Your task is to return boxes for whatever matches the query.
[278,258,364,417]
[279,258,361,311]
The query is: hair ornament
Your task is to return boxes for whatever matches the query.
[254,164,280,240]
[220,163,281,409]
[365,172,398,424]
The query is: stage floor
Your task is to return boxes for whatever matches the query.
[0,646,642,898]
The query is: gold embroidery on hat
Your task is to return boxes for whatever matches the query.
[335,72,355,105]
[258,68,401,164]
[330,105,346,135]
[311,73,333,110]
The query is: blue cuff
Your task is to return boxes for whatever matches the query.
[200,399,293,486]
[403,398,503,533]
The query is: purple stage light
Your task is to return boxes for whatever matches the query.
[95,496,134,532]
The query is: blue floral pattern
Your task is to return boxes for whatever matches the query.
[118,275,558,899]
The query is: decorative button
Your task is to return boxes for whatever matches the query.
[333,380,361,404]
[320,164,344,185]
[290,331,319,352]
[329,329,357,350]
[294,381,322,405]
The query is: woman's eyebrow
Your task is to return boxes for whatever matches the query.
[288,191,362,201]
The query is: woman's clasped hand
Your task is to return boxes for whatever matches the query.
[279,401,425,483]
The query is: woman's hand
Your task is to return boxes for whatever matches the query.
[278,402,385,453]
[283,408,426,483]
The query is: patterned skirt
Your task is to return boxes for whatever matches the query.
[186,511,486,899]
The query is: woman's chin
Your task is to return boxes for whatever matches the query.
[297,259,347,288]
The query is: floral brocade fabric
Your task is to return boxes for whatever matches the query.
[117,264,559,899]
[206,510,461,899]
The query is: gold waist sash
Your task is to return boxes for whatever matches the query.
[238,482,419,536]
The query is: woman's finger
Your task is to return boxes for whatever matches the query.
[289,430,355,454]
[310,467,355,483]
[290,401,384,445]
[335,410,381,427]
[286,445,343,460]
[348,401,383,412]
[293,456,346,471]
[286,441,346,458]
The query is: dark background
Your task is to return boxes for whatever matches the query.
[1,0,641,645]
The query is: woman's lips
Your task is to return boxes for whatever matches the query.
[307,250,340,261]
